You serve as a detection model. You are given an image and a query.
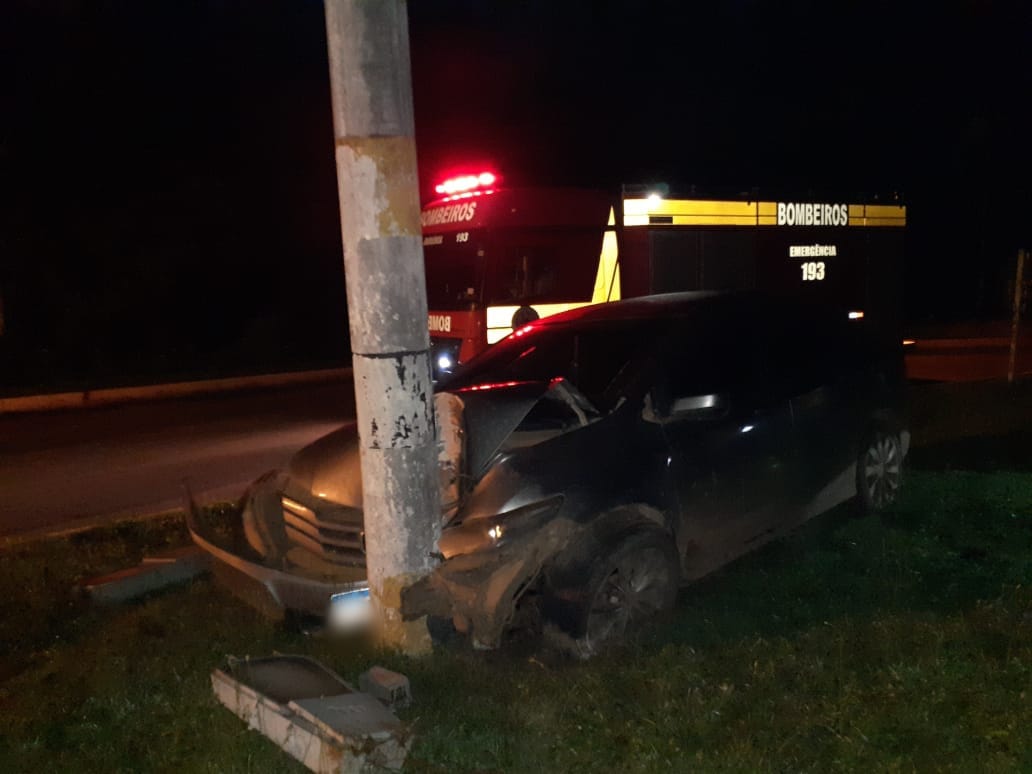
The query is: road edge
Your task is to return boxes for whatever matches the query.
[0,366,353,415]
[0,507,192,548]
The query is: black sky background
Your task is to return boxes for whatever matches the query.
[2,0,1031,392]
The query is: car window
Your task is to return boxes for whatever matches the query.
[651,314,756,413]
[759,307,848,400]
[444,319,658,412]
[665,341,749,398]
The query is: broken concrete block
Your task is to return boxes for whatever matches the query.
[211,655,412,773]
[358,666,412,709]
[289,695,409,769]
[83,546,209,604]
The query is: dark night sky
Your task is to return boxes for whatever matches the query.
[2,0,1031,391]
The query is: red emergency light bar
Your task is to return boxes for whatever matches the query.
[435,171,497,196]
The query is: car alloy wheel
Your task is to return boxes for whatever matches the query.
[577,531,679,657]
[861,432,902,511]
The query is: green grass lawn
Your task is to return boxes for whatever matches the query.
[1,469,1030,773]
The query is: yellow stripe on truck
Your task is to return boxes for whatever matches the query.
[591,207,621,304]
[624,198,906,227]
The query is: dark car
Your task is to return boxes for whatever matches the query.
[189,292,908,655]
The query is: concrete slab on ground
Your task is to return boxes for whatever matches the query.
[212,655,411,773]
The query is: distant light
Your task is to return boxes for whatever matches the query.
[435,171,499,196]
[848,310,865,320]
[740,424,754,434]
[437,354,453,371]
[647,193,663,206]
[902,338,916,346]
[487,525,504,542]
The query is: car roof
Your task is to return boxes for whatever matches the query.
[518,291,864,344]
[532,291,755,327]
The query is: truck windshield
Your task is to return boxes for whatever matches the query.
[424,238,482,310]
[423,227,605,311]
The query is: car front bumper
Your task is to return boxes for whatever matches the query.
[187,501,368,620]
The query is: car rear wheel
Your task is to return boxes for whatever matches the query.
[857,430,903,514]
[566,529,679,659]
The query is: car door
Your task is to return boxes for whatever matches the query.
[774,311,871,521]
[654,311,798,577]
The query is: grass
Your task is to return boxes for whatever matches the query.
[0,467,1029,772]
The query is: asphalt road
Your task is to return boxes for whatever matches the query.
[0,381,355,538]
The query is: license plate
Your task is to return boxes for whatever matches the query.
[327,587,371,632]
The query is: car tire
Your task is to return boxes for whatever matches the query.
[856,429,903,515]
[560,528,679,659]
[426,615,461,647]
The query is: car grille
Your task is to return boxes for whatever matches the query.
[281,496,365,565]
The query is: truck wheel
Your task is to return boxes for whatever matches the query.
[563,529,679,659]
[857,430,903,515]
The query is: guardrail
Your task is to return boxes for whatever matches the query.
[0,367,353,415]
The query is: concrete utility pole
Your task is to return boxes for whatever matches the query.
[324,0,439,653]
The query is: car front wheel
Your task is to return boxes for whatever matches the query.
[565,529,679,658]
[857,430,903,514]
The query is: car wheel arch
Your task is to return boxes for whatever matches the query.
[866,408,906,435]
[549,503,673,570]
[539,505,679,623]
[539,516,680,653]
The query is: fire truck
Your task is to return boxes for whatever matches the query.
[421,172,906,378]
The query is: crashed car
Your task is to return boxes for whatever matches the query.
[189,291,908,655]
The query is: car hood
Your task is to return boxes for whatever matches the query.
[286,382,551,510]
[286,422,365,508]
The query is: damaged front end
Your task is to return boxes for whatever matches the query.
[402,496,573,649]
[189,380,591,644]
[187,390,468,625]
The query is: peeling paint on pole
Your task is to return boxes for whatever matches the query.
[324,0,439,653]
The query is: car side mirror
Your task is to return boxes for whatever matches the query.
[642,391,729,423]
[670,393,728,415]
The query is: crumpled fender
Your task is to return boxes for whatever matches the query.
[401,517,576,648]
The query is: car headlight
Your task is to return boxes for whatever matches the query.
[439,495,564,559]
[484,496,564,539]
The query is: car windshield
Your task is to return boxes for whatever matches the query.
[443,318,659,412]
